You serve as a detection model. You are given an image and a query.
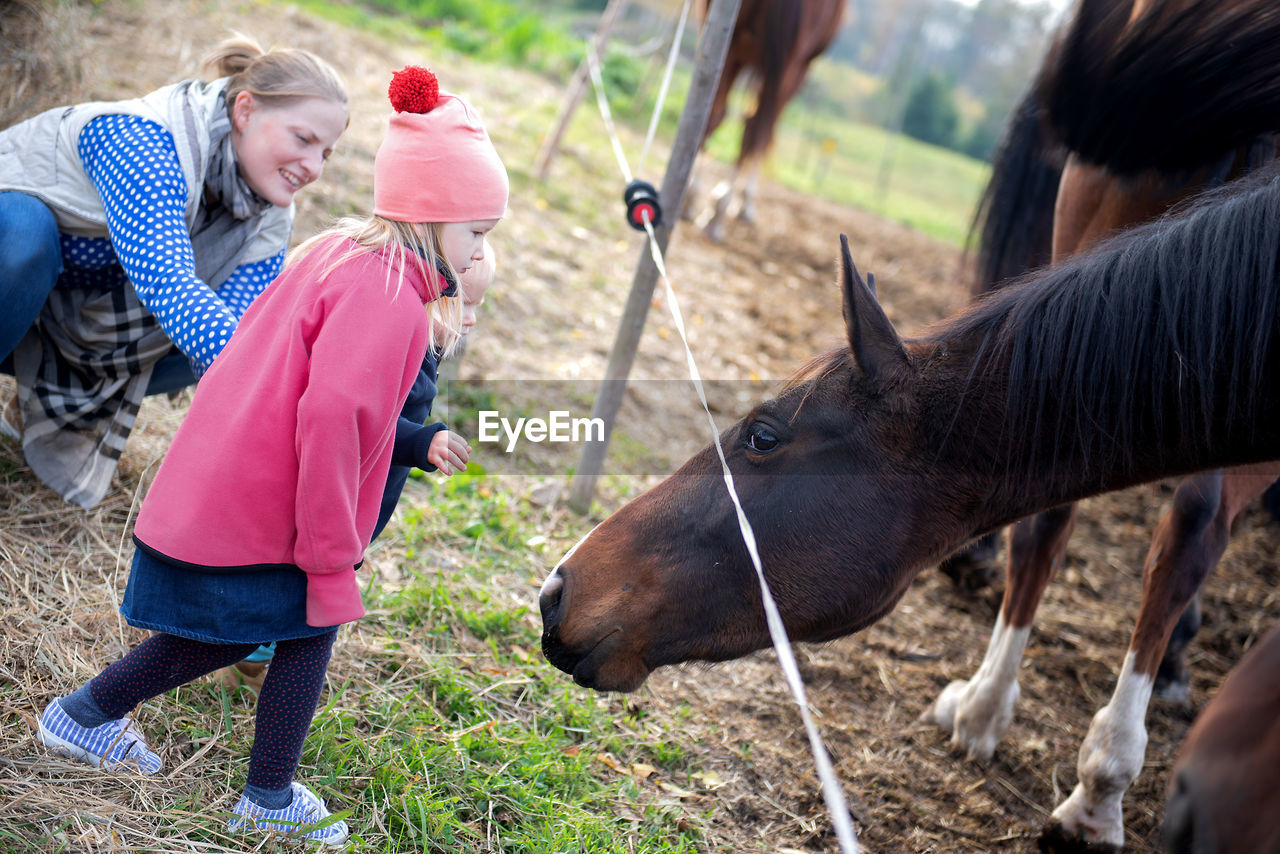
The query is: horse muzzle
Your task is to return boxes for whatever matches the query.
[538,569,581,675]
[539,568,651,692]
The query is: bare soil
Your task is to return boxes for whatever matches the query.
[4,2,1279,852]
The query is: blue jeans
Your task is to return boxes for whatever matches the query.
[0,192,63,363]
[0,192,199,392]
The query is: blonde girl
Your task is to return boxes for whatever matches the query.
[36,65,507,845]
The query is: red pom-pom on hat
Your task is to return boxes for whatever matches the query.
[375,68,509,222]
[388,65,440,114]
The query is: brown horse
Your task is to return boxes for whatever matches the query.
[909,1,1280,849]
[917,1,1280,849]
[687,0,844,242]
[541,174,1280,851]
[1162,623,1280,854]
[544,3,1280,847]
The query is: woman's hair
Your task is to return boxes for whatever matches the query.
[289,217,467,357]
[202,33,348,113]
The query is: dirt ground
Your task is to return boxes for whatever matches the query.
[7,2,1280,852]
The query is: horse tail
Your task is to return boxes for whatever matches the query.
[967,85,1063,299]
[1038,0,1280,176]
[738,0,804,166]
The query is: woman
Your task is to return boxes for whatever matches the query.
[0,35,348,507]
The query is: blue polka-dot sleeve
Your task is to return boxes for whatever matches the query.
[217,252,284,319]
[78,114,270,371]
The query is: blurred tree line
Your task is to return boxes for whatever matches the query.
[837,0,1059,159]
[566,0,1060,161]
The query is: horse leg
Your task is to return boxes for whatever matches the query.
[704,163,739,243]
[683,150,712,222]
[1154,593,1201,701]
[923,503,1076,761]
[707,38,798,242]
[705,155,762,242]
[1260,476,1280,522]
[736,160,761,224]
[1044,463,1279,849]
[685,56,743,224]
[1147,465,1277,698]
[734,61,808,229]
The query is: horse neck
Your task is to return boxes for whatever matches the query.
[915,340,1278,537]
[919,178,1280,530]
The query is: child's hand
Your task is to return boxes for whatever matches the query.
[427,430,471,476]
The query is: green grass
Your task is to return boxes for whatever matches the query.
[288,0,584,77]
[323,476,713,851]
[704,98,991,247]
[6,471,715,853]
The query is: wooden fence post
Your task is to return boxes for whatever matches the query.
[568,0,741,514]
[533,0,632,183]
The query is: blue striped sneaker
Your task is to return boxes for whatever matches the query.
[229,781,349,845]
[37,697,163,775]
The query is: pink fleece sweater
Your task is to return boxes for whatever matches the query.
[133,235,439,627]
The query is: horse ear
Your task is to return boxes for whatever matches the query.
[840,234,909,386]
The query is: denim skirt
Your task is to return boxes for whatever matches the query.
[120,547,337,644]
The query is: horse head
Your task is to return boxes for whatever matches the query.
[540,236,982,691]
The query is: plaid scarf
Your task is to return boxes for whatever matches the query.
[13,83,270,508]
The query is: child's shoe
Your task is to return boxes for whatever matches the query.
[217,659,269,694]
[37,697,163,775]
[216,642,275,694]
[229,781,349,845]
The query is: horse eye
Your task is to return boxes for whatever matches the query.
[746,424,779,454]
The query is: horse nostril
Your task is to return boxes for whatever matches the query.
[539,571,565,622]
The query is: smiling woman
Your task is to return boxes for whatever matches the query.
[228,91,346,208]
[0,34,348,507]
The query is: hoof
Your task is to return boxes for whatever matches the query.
[218,660,267,695]
[1037,821,1123,854]
[1153,672,1191,704]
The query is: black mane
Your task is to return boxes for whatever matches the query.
[948,169,1280,479]
[1039,0,1280,177]
[966,85,1062,298]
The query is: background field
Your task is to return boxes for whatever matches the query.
[2,2,1277,853]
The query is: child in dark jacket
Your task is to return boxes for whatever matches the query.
[35,65,506,845]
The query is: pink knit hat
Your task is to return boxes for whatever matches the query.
[372,66,509,223]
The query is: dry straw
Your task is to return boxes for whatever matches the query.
[0,1,87,127]
[0,376,251,851]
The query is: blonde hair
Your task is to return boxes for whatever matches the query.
[289,216,467,357]
[202,33,348,114]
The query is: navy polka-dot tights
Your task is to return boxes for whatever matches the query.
[87,631,337,790]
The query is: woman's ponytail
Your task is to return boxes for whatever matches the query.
[201,32,347,113]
